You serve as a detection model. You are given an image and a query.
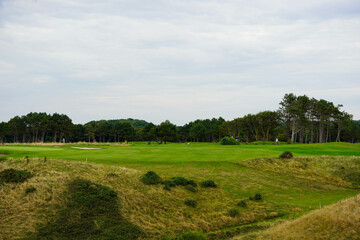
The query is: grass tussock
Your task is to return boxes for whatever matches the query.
[233,194,360,240]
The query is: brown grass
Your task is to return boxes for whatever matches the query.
[233,194,360,240]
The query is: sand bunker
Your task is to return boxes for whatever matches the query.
[71,147,101,150]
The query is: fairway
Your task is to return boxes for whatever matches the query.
[1,142,360,239]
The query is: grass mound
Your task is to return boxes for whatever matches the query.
[280,151,293,159]
[0,168,33,184]
[235,194,360,240]
[24,178,143,240]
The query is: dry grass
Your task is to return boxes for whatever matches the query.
[233,194,360,240]
[0,158,246,239]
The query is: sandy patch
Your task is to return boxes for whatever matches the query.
[71,147,101,150]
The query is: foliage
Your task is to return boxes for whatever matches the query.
[237,200,247,207]
[185,185,197,193]
[280,151,293,159]
[24,178,143,240]
[184,199,197,208]
[220,137,239,145]
[250,193,262,201]
[228,208,239,217]
[200,180,217,188]
[25,187,36,194]
[141,171,162,185]
[178,231,208,240]
[0,169,33,184]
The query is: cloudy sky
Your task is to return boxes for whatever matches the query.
[0,0,359,125]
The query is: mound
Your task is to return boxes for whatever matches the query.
[233,194,360,240]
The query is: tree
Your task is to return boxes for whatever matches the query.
[156,120,178,144]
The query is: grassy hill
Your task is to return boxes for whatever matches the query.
[233,194,360,240]
[0,143,359,239]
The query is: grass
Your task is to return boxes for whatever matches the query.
[0,142,359,239]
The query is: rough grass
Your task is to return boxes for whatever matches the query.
[233,194,360,240]
[24,178,143,240]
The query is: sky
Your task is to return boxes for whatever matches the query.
[0,0,359,125]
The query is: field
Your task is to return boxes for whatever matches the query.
[0,142,359,239]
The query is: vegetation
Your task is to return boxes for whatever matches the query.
[237,200,247,207]
[178,231,208,240]
[201,180,217,188]
[0,168,33,183]
[184,199,197,208]
[0,143,359,239]
[141,171,162,185]
[25,186,36,194]
[220,137,239,145]
[1,94,359,144]
[280,151,293,159]
[228,209,239,217]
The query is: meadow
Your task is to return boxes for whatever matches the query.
[0,142,359,239]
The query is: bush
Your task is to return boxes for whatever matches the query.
[163,180,176,187]
[185,185,197,193]
[201,180,217,188]
[237,200,247,207]
[287,139,292,144]
[178,231,208,240]
[141,171,162,185]
[0,169,33,184]
[228,209,239,217]
[173,177,189,186]
[250,193,262,201]
[184,199,197,208]
[220,137,239,145]
[187,180,197,187]
[163,184,171,191]
[25,186,36,194]
[279,151,293,159]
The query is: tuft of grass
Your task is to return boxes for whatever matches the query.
[185,185,197,193]
[141,171,162,185]
[25,187,36,194]
[250,193,262,201]
[200,180,217,188]
[228,208,239,217]
[184,199,197,208]
[0,168,33,184]
[24,178,143,240]
[237,200,247,207]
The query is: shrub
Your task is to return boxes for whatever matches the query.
[185,185,197,193]
[141,171,162,185]
[237,200,247,207]
[250,193,262,201]
[220,137,239,145]
[178,231,208,240]
[280,151,293,159]
[163,185,171,191]
[173,177,189,186]
[187,180,197,187]
[163,180,176,187]
[228,209,239,217]
[201,180,217,188]
[0,169,33,184]
[287,139,292,144]
[184,199,197,208]
[25,186,36,194]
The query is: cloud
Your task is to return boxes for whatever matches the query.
[0,0,359,124]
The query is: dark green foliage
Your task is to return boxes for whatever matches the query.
[280,151,293,159]
[187,180,197,187]
[24,178,142,240]
[163,184,171,191]
[25,186,36,194]
[163,179,176,187]
[0,169,33,184]
[237,200,247,207]
[228,209,239,217]
[250,193,262,201]
[200,180,217,188]
[141,171,162,185]
[220,137,239,145]
[184,199,197,208]
[185,185,197,193]
[173,177,189,186]
[178,231,208,240]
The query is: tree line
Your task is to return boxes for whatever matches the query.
[0,94,359,144]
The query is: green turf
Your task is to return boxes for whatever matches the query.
[1,142,359,219]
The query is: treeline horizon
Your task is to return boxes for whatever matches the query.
[1,93,359,144]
